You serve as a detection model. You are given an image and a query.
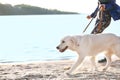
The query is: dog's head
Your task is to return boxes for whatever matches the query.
[56,36,79,52]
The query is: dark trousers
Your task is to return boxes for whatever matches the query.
[91,11,111,34]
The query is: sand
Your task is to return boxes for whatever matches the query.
[0,58,120,80]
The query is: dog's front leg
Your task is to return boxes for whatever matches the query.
[66,56,84,75]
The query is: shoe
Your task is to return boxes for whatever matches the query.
[98,57,107,63]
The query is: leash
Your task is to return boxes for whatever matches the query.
[82,2,101,33]
[82,9,99,33]
[82,17,94,33]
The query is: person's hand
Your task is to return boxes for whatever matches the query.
[87,15,91,19]
[100,4,105,11]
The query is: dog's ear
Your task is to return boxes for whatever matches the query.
[70,36,79,46]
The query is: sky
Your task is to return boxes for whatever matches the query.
[0,0,119,14]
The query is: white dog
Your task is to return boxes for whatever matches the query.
[56,33,120,74]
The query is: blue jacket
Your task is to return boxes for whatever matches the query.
[91,0,120,21]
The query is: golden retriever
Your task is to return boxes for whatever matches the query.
[56,33,120,75]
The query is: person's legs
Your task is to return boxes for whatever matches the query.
[91,11,111,34]
[91,11,111,63]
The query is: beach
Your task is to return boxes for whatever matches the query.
[0,57,120,80]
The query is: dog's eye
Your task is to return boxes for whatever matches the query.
[62,41,65,43]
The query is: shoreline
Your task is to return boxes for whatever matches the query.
[0,59,120,80]
[0,59,74,65]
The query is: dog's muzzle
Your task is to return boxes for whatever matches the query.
[56,46,68,52]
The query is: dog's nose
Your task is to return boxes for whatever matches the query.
[56,46,59,49]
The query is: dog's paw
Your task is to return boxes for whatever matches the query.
[64,71,77,76]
